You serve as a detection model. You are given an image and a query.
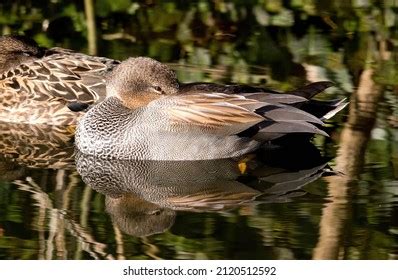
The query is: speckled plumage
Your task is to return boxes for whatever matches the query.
[76,57,347,161]
[0,35,119,125]
[75,152,259,236]
[76,96,260,160]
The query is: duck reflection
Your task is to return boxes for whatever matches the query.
[0,122,75,171]
[76,143,331,237]
[0,122,111,259]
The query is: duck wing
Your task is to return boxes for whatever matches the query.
[148,93,265,135]
[148,93,328,139]
[180,81,333,100]
[46,47,119,74]
[180,81,345,120]
[285,81,334,99]
[0,50,119,106]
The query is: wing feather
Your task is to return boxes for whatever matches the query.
[156,93,265,135]
[0,51,118,104]
[148,92,328,138]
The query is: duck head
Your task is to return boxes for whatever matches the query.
[106,57,179,109]
[0,35,46,73]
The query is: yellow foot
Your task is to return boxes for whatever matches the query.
[238,154,256,174]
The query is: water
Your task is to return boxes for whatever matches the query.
[0,0,397,259]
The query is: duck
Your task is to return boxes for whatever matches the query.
[75,57,348,161]
[0,35,119,125]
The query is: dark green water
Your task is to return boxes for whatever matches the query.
[0,0,397,259]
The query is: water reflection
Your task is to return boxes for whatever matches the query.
[313,68,385,259]
[0,123,114,259]
[75,144,331,237]
[0,122,75,170]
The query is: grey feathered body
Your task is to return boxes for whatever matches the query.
[76,97,261,160]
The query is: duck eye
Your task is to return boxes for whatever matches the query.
[22,51,32,57]
[149,209,162,215]
[13,51,32,57]
[151,85,164,95]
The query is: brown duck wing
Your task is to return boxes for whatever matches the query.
[180,82,342,120]
[0,51,118,104]
[47,47,119,74]
[153,93,265,135]
[150,92,329,139]
[241,92,308,104]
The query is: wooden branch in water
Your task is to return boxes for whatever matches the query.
[13,176,113,260]
[312,176,351,260]
[313,68,384,259]
[113,223,126,260]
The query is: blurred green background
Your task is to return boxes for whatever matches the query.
[1,0,398,89]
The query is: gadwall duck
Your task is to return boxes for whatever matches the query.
[0,35,119,125]
[76,57,347,161]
